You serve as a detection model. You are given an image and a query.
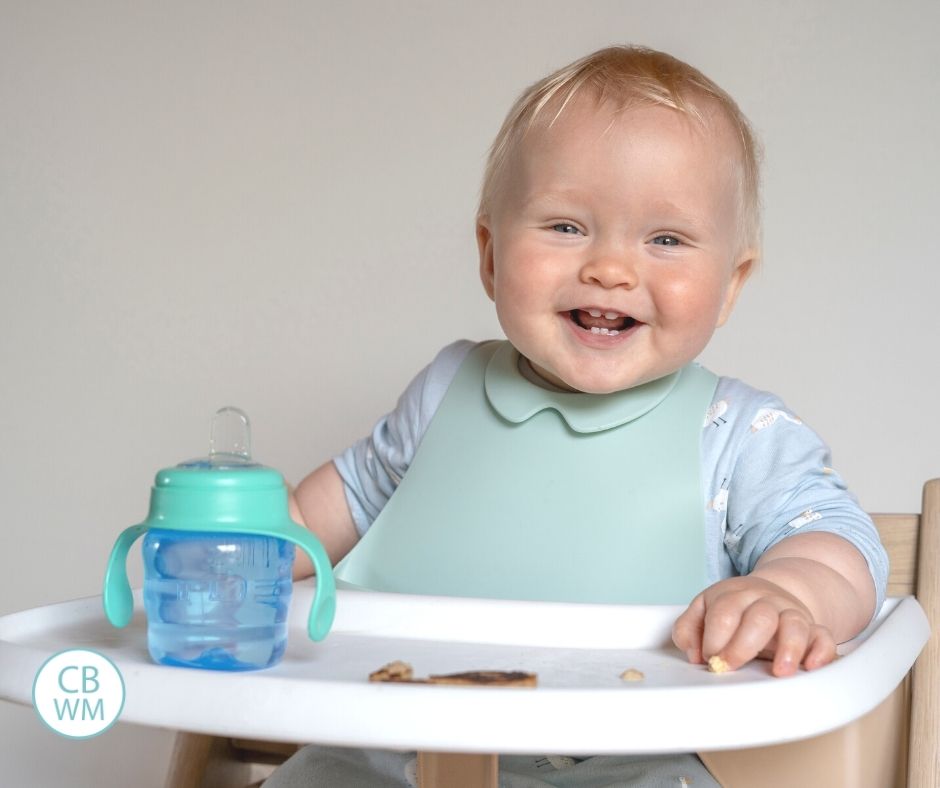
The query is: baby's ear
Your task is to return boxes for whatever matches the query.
[477,218,496,301]
[717,252,756,327]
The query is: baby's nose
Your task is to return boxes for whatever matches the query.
[579,247,639,289]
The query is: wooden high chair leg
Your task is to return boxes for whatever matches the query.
[908,479,939,788]
[417,752,498,787]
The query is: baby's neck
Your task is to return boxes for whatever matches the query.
[518,356,577,393]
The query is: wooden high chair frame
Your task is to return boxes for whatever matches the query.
[165,479,939,788]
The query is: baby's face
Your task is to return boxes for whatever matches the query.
[477,97,754,393]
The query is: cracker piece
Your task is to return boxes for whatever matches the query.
[619,668,645,682]
[369,660,415,682]
[427,670,537,688]
[707,655,730,674]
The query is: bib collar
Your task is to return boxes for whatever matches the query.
[483,341,681,434]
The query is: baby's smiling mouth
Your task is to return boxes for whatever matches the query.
[568,308,638,336]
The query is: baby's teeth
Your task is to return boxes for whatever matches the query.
[588,309,602,318]
[604,311,619,320]
[590,327,620,336]
[591,326,600,334]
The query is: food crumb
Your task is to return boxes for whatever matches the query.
[369,660,414,682]
[707,655,730,674]
[620,668,645,682]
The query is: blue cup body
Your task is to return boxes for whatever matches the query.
[142,528,295,671]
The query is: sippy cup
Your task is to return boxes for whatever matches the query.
[103,407,335,671]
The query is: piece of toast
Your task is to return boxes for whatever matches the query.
[369,662,537,687]
[427,670,537,687]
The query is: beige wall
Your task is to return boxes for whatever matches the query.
[2,1,938,784]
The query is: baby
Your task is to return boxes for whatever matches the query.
[271,45,888,787]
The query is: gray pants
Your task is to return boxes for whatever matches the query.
[263,746,720,787]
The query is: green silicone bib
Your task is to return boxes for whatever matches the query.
[335,341,717,604]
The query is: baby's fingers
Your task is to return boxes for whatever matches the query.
[771,620,836,676]
[703,598,780,670]
[767,609,814,676]
[802,625,838,672]
[712,607,837,676]
[672,594,706,664]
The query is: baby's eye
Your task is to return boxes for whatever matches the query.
[551,223,582,235]
[651,234,682,247]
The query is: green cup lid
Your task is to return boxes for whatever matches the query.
[146,407,293,534]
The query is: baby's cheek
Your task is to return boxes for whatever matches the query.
[660,275,720,317]
[654,280,726,350]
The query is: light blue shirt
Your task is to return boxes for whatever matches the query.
[334,340,888,612]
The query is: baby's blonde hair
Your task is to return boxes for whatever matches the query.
[479,45,762,254]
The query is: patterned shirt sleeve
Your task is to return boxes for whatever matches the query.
[714,380,889,614]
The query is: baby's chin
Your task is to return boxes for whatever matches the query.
[529,361,632,395]
[542,365,671,395]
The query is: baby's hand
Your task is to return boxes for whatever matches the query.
[671,576,837,677]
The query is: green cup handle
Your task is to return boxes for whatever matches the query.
[102,520,336,642]
[103,523,149,627]
[277,522,337,641]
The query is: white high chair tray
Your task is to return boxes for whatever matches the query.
[0,583,928,754]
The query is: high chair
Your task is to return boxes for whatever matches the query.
[162,478,939,788]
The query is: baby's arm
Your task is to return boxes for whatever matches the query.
[674,382,886,676]
[289,461,360,579]
[672,531,875,676]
